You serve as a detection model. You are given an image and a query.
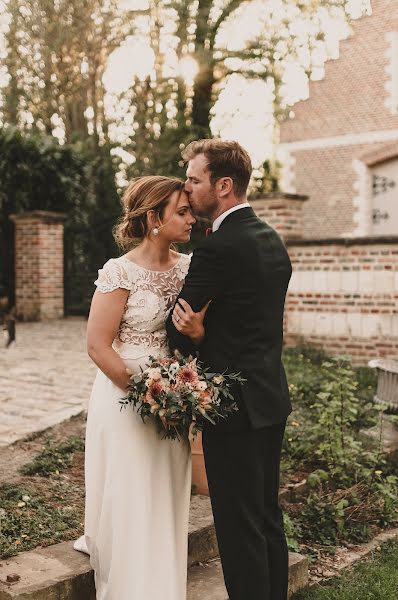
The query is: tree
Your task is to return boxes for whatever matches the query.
[124,0,362,139]
[2,0,136,146]
[116,0,364,177]
[1,0,367,175]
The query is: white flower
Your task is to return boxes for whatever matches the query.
[213,375,225,385]
[169,362,179,372]
[197,381,207,391]
[147,368,162,381]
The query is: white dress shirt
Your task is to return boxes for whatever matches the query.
[212,202,251,232]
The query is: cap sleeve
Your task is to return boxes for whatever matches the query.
[178,253,192,278]
[94,259,133,293]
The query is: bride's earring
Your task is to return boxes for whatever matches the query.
[152,227,159,236]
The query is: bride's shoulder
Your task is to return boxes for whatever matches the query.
[94,256,134,293]
[176,252,191,273]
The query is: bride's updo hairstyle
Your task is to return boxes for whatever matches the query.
[114,176,184,249]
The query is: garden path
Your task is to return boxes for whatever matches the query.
[0,318,96,446]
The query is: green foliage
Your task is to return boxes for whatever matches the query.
[284,513,302,553]
[0,483,82,559]
[0,127,89,300]
[282,348,398,552]
[0,128,121,311]
[283,349,378,471]
[20,436,84,477]
[0,126,88,215]
[311,357,362,482]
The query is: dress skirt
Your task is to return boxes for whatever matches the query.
[76,357,192,600]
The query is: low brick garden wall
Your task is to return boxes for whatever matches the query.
[284,237,398,363]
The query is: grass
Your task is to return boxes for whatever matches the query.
[19,436,85,477]
[0,481,84,559]
[0,435,85,559]
[292,540,398,600]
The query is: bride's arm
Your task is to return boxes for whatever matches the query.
[86,287,131,392]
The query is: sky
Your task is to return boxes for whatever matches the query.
[0,0,372,167]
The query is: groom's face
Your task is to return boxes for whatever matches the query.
[185,154,218,218]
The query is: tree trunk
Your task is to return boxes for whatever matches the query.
[191,0,214,137]
[191,56,215,137]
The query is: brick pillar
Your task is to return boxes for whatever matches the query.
[9,211,67,321]
[250,193,308,241]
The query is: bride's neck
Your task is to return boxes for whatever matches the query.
[131,238,174,268]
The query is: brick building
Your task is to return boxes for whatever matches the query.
[278,0,398,239]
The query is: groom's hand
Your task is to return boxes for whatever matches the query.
[171,298,211,346]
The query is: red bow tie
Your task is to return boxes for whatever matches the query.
[205,227,213,237]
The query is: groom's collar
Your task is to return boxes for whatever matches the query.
[212,202,251,232]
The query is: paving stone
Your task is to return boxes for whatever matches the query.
[188,559,227,600]
[0,318,96,446]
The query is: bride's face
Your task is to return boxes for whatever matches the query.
[157,190,196,243]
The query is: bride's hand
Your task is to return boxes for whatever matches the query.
[172,298,211,345]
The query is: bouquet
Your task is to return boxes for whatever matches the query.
[119,353,245,440]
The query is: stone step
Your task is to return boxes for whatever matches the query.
[0,495,309,599]
[0,542,308,600]
[188,495,219,566]
[188,553,309,600]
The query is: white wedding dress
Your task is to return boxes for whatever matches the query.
[74,253,192,600]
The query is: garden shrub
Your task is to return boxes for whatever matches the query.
[282,348,398,551]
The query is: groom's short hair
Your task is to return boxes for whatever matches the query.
[182,139,252,198]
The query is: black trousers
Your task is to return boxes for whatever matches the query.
[202,420,288,600]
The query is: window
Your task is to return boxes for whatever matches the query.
[371,158,398,235]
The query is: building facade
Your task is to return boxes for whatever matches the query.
[279,0,398,239]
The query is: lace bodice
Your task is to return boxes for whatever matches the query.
[94,254,191,359]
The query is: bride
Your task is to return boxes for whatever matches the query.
[74,175,207,600]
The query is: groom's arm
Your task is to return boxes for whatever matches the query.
[166,241,224,356]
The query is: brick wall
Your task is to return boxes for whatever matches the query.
[278,0,398,238]
[281,0,398,142]
[10,211,66,321]
[284,238,398,364]
[290,141,393,238]
[250,193,308,240]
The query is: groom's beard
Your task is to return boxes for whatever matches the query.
[188,188,218,220]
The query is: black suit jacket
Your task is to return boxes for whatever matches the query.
[166,207,292,429]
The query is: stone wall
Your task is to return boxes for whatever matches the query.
[10,211,66,321]
[284,237,398,363]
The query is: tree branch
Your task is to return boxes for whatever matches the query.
[210,0,247,43]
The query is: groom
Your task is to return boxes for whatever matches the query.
[166,139,292,600]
